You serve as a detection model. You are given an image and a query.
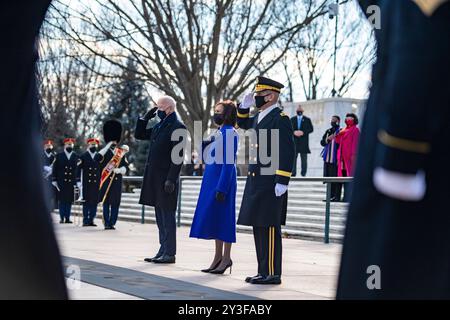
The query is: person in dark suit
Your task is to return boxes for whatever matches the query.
[78,138,101,227]
[337,0,450,299]
[43,139,57,209]
[135,96,187,264]
[237,76,296,285]
[96,142,129,230]
[0,1,67,299]
[320,116,342,201]
[52,138,81,224]
[290,105,313,177]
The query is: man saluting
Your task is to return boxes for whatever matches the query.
[237,77,295,285]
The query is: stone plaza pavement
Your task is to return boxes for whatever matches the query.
[54,215,342,300]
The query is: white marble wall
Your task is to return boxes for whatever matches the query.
[281,98,366,177]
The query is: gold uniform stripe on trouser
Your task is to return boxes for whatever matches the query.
[268,227,275,276]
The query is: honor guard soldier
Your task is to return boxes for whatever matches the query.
[96,138,129,230]
[236,76,296,285]
[43,139,57,209]
[52,138,81,224]
[337,0,450,299]
[78,138,101,227]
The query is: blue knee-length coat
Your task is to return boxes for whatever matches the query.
[190,125,238,243]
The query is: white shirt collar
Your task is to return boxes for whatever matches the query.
[88,151,97,159]
[45,151,53,158]
[257,103,279,124]
[64,150,73,160]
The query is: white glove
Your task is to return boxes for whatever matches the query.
[43,166,52,178]
[99,141,114,156]
[76,182,82,189]
[240,92,255,109]
[113,167,126,175]
[52,181,60,191]
[275,183,288,197]
[373,167,426,201]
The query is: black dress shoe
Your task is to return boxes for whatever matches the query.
[245,274,263,283]
[153,255,176,264]
[144,255,162,263]
[82,224,90,227]
[89,223,97,227]
[250,275,281,285]
[201,260,221,273]
[65,220,73,224]
[59,220,64,224]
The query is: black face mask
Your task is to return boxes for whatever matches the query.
[331,121,339,127]
[65,147,73,153]
[297,111,303,116]
[157,110,167,120]
[213,114,224,126]
[45,148,52,154]
[89,146,98,153]
[255,95,269,109]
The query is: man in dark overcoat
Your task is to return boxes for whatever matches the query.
[78,138,101,227]
[135,96,187,264]
[52,138,81,224]
[337,0,450,299]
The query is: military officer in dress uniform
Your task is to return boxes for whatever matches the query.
[78,138,101,227]
[237,76,296,285]
[43,139,57,209]
[96,141,129,230]
[52,138,81,224]
[337,0,450,299]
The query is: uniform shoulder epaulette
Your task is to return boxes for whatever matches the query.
[280,112,289,117]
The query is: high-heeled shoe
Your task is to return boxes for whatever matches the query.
[201,259,222,273]
[209,260,233,275]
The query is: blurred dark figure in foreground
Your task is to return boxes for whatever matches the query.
[0,1,68,299]
[337,0,450,299]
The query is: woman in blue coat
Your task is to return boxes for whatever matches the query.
[190,100,238,275]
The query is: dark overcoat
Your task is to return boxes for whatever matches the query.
[337,0,450,299]
[79,152,101,205]
[52,152,81,203]
[236,106,295,227]
[135,112,186,211]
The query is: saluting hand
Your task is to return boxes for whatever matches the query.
[164,180,175,194]
[240,92,255,109]
[143,107,158,121]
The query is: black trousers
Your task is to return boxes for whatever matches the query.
[155,206,177,256]
[323,162,342,200]
[292,153,308,177]
[253,226,282,276]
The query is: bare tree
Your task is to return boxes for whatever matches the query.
[38,23,110,148]
[288,1,375,100]
[45,0,332,132]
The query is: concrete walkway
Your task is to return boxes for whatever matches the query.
[54,215,342,300]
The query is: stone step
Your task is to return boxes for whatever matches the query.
[66,208,342,243]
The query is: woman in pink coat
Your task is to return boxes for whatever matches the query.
[334,113,360,202]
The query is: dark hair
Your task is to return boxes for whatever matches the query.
[216,100,237,126]
[332,115,341,122]
[345,113,359,125]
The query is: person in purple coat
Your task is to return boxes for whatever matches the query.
[190,100,239,275]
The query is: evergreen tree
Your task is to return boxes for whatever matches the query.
[102,58,150,175]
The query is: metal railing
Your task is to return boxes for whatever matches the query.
[122,175,353,244]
